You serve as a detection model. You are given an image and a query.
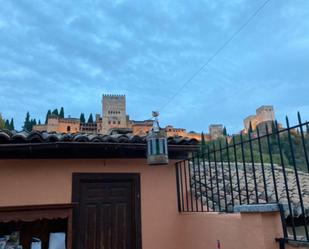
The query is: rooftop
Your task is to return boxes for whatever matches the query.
[0,129,199,159]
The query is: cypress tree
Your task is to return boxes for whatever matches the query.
[45,110,51,124]
[9,118,14,130]
[200,132,207,154]
[52,109,59,116]
[87,114,94,123]
[59,107,64,118]
[23,112,31,131]
[5,120,10,130]
[223,126,227,136]
[80,113,86,123]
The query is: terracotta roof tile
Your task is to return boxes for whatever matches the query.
[0,130,199,146]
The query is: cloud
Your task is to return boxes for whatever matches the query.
[0,0,308,133]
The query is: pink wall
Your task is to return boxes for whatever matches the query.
[0,159,305,249]
[0,159,183,249]
[181,212,284,249]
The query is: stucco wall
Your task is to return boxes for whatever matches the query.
[181,212,285,249]
[0,159,183,249]
[0,159,305,249]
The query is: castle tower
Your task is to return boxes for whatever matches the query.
[256,105,275,135]
[101,94,129,133]
[256,105,275,124]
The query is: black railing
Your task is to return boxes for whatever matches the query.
[175,113,309,243]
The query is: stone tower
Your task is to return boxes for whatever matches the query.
[256,105,275,123]
[101,94,128,133]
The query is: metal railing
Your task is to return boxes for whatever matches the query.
[175,113,309,243]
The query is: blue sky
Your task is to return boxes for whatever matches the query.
[0,0,308,133]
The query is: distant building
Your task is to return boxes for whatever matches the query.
[209,124,224,140]
[243,105,275,135]
[244,115,257,132]
[33,94,223,141]
[131,120,154,136]
[33,94,130,134]
[101,94,130,134]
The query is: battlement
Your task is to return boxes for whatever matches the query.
[102,94,126,97]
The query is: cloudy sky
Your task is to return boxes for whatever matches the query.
[0,0,308,133]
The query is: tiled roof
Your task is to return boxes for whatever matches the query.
[192,162,309,218]
[0,130,199,145]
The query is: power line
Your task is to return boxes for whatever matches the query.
[158,0,271,112]
[134,0,271,135]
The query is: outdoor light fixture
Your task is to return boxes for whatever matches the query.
[146,111,169,165]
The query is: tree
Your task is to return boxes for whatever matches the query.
[31,118,37,128]
[5,120,10,129]
[80,113,86,123]
[38,120,41,125]
[200,132,207,153]
[0,114,5,129]
[52,109,59,116]
[9,118,14,130]
[59,107,64,118]
[23,112,31,131]
[87,114,94,123]
[45,110,51,124]
[223,126,227,136]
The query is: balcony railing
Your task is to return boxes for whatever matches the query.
[176,113,309,243]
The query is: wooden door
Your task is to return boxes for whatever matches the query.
[72,173,141,249]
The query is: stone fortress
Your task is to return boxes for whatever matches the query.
[33,94,222,141]
[33,96,277,140]
[243,105,276,134]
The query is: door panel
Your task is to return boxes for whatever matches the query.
[72,173,141,249]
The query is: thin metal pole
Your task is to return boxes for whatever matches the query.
[275,121,297,240]
[183,159,189,212]
[213,143,221,211]
[232,136,242,205]
[207,146,215,211]
[248,126,259,203]
[256,126,268,203]
[286,116,309,240]
[297,112,309,173]
[266,123,279,203]
[240,133,250,204]
[179,161,185,212]
[219,141,228,211]
[175,163,182,212]
[197,154,204,211]
[226,137,234,208]
[192,155,199,212]
[202,152,210,211]
[187,158,194,212]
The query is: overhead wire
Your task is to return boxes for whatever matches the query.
[134,0,272,135]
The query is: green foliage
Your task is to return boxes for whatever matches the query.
[223,126,227,136]
[59,107,64,118]
[204,131,308,171]
[0,114,14,130]
[9,118,14,130]
[45,110,51,124]
[87,113,94,123]
[52,109,59,116]
[5,120,9,129]
[0,113,5,129]
[200,132,207,154]
[80,113,86,123]
[23,112,37,131]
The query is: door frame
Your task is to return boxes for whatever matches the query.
[72,173,142,249]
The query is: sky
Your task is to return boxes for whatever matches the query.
[0,0,309,133]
